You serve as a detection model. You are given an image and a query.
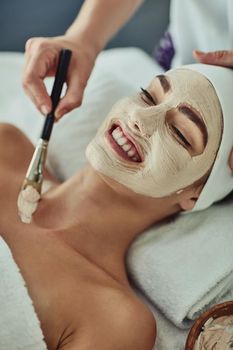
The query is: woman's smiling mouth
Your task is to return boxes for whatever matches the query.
[106,124,142,163]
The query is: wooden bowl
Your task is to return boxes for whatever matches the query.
[185,301,233,349]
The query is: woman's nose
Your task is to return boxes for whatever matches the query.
[128,105,164,138]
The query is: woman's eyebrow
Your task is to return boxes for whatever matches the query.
[178,105,208,146]
[156,74,171,93]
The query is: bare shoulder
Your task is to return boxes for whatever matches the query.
[112,291,157,350]
[98,287,157,350]
[0,123,35,171]
[58,287,156,350]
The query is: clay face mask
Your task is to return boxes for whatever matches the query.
[86,69,222,198]
[194,315,233,349]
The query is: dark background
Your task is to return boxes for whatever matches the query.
[0,0,170,54]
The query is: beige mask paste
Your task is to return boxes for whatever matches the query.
[194,315,233,349]
[86,69,222,198]
[17,186,40,224]
[17,180,53,224]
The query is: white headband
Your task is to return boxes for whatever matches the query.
[183,64,233,211]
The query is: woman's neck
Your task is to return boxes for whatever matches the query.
[34,165,179,284]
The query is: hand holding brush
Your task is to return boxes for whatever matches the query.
[17,49,72,224]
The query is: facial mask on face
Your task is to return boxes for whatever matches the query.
[86,69,222,198]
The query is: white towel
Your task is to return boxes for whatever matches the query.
[137,285,233,350]
[0,237,47,350]
[134,288,188,350]
[127,194,233,329]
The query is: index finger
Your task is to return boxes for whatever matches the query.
[193,49,233,68]
[22,53,53,114]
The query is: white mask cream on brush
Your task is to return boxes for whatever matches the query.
[17,180,53,224]
[17,186,40,224]
[86,69,222,198]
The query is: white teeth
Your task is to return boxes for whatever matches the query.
[122,143,132,151]
[117,137,128,146]
[128,148,136,157]
[111,126,141,162]
[112,127,123,139]
[112,129,118,138]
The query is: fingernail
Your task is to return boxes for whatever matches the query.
[41,105,49,116]
[194,50,206,56]
[55,109,67,120]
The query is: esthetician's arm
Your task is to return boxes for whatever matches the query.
[194,49,233,172]
[22,0,144,120]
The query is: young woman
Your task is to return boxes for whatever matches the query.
[0,64,232,350]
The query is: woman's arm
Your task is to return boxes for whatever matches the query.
[65,0,144,54]
[23,0,144,120]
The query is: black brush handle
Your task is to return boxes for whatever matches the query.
[41,49,72,141]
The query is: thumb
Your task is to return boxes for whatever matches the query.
[193,49,233,68]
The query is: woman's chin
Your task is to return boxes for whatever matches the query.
[85,142,103,171]
[85,146,136,197]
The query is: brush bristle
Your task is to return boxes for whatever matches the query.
[17,184,41,224]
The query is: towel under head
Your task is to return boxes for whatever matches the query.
[179,64,233,211]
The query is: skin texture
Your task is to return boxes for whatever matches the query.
[0,71,224,349]
[0,124,156,350]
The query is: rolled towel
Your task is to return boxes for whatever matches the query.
[127,194,233,329]
[0,236,47,350]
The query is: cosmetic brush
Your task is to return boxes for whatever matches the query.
[17,49,72,224]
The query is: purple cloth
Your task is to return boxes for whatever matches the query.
[153,31,175,71]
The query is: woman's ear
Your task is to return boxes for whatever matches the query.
[178,184,204,211]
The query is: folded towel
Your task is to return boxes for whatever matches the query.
[0,237,47,350]
[136,284,233,350]
[134,287,188,350]
[127,193,233,329]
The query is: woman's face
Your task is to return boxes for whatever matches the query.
[86,69,222,198]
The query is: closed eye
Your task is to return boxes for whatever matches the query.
[140,87,157,105]
[169,125,191,148]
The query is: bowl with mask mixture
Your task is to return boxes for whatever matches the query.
[185,301,233,350]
